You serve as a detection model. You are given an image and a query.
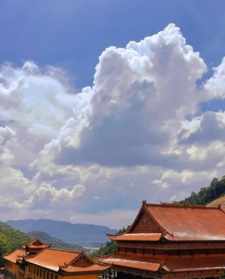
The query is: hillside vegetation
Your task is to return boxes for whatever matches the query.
[0,222,29,254]
[181,176,225,205]
[92,228,127,257]
[0,222,30,264]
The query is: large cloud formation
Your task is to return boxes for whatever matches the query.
[1,24,225,227]
[51,24,207,167]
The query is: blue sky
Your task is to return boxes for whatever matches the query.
[2,1,225,227]
[1,1,225,88]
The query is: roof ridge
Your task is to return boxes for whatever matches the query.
[145,202,219,210]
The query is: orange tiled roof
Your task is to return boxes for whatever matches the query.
[146,203,225,241]
[62,264,109,274]
[163,254,225,272]
[4,249,26,264]
[26,248,80,271]
[101,254,225,273]
[102,257,160,272]
[109,233,162,242]
[4,239,109,275]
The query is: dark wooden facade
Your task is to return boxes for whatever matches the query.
[101,201,225,279]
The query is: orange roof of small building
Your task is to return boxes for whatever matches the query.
[125,202,225,241]
[102,257,160,272]
[26,248,80,271]
[5,244,110,274]
[109,233,162,242]
[4,249,26,264]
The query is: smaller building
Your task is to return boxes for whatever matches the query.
[4,240,109,279]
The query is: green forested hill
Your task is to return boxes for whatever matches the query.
[0,222,30,256]
[181,176,225,205]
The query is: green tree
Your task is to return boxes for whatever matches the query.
[92,227,127,257]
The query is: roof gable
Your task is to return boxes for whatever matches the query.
[128,202,162,234]
[70,252,92,267]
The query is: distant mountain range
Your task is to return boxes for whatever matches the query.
[8,219,116,248]
[28,231,82,250]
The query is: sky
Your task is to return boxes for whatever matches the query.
[1,1,225,228]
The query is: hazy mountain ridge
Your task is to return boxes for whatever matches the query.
[8,219,116,248]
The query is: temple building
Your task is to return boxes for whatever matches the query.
[101,201,225,279]
[4,240,109,279]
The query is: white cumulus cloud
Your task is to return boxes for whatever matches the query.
[2,24,225,227]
